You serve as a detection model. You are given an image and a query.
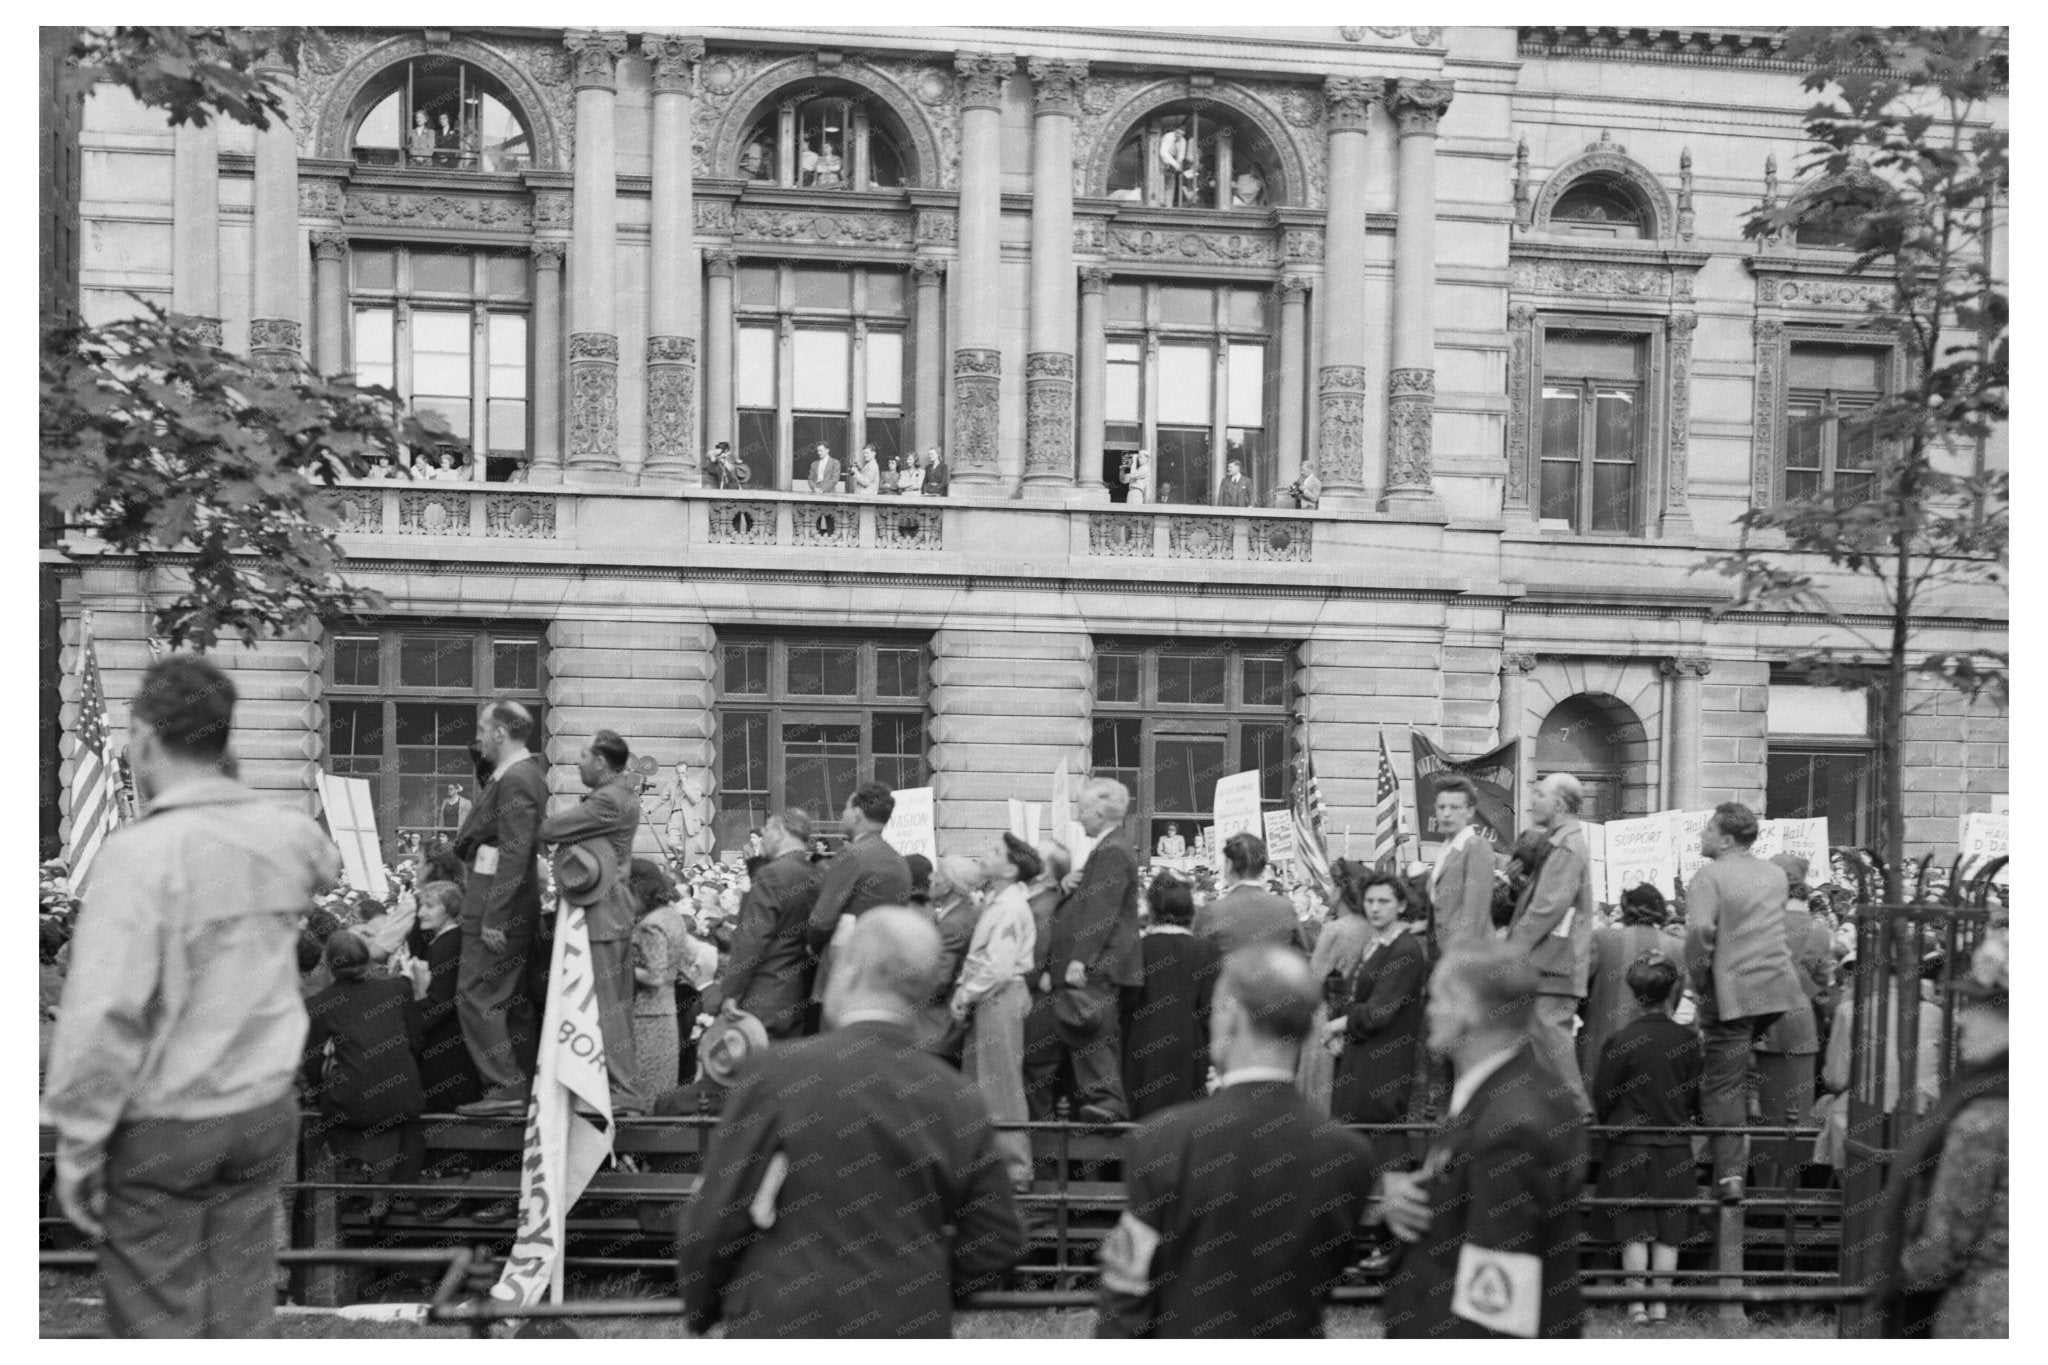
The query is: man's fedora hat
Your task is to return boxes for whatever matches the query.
[551,841,615,907]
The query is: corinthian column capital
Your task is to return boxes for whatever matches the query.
[1027,58,1089,117]
[643,34,705,94]
[955,52,1016,112]
[1323,76,1380,132]
[565,31,630,91]
[1382,78,1455,136]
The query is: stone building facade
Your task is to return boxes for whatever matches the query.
[54,26,2007,867]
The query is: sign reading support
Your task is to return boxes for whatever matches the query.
[1212,771,1264,849]
[1602,815,1675,906]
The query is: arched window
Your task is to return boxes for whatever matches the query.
[1535,693,1645,823]
[1107,102,1280,209]
[1550,177,1649,239]
[740,92,908,191]
[350,59,532,173]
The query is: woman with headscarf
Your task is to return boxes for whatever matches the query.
[1872,930,2008,1338]
[1580,883,1686,1080]
[1294,859,1376,1114]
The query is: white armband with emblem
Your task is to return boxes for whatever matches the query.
[472,844,500,877]
[1451,1242,1542,1338]
[1098,1211,1161,1297]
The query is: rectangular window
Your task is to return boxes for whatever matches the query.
[322,625,545,857]
[1092,639,1293,856]
[1767,674,1877,850]
[716,632,931,852]
[1539,330,1644,535]
[793,330,851,411]
[486,313,527,455]
[353,308,395,391]
[1785,343,1887,506]
[1106,341,1142,424]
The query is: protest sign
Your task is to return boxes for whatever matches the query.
[1959,813,2008,876]
[1671,809,1718,893]
[316,771,389,899]
[1007,799,1043,846]
[1756,817,1831,873]
[1582,822,1606,910]
[1263,809,1297,866]
[1212,771,1264,847]
[1601,814,1675,906]
[882,787,936,861]
[1050,758,1076,851]
[1410,733,1517,846]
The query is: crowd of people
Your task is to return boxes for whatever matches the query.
[39,654,2009,1338]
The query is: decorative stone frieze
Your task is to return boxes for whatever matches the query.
[1168,518,1236,560]
[1504,305,1537,509]
[1384,368,1436,492]
[485,495,558,538]
[1247,519,1312,562]
[332,489,383,532]
[1024,352,1076,477]
[1315,364,1368,488]
[790,501,859,548]
[1663,313,1698,531]
[344,190,532,233]
[398,491,472,535]
[299,181,344,217]
[876,504,943,550]
[733,207,914,248]
[1108,226,1278,267]
[567,332,619,467]
[951,348,1002,474]
[706,499,777,545]
[645,336,698,477]
[535,191,573,231]
[1750,317,1785,509]
[1088,514,1155,557]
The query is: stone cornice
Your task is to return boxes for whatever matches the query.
[1518,27,1797,69]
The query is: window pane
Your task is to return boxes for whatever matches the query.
[782,722,860,825]
[1786,404,1825,472]
[793,330,851,410]
[736,410,778,490]
[1540,386,1581,460]
[486,254,529,300]
[788,644,858,697]
[792,413,850,470]
[1229,288,1269,333]
[354,90,402,165]
[1769,685,1869,737]
[1227,343,1265,427]
[1767,748,1869,849]
[720,712,769,794]
[1158,285,1213,328]
[1835,470,1876,505]
[353,249,396,292]
[411,250,473,295]
[722,642,769,695]
[411,311,472,397]
[1241,722,1287,802]
[876,647,923,699]
[1096,651,1141,704]
[398,635,475,690]
[1106,343,1141,423]
[328,700,385,756]
[1593,388,1636,462]
[737,266,778,309]
[1158,344,1213,425]
[488,399,526,453]
[491,640,539,693]
[488,314,527,398]
[793,266,852,312]
[866,330,903,406]
[1155,737,1228,816]
[1157,647,1227,706]
[1226,428,1266,501]
[871,713,925,759]
[354,308,394,389]
[1540,459,1580,526]
[1785,470,1822,502]
[1790,347,1883,393]
[1107,283,1144,324]
[1241,655,1286,708]
[738,326,777,409]
[1092,716,1141,770]
[1590,462,1634,534]
[1544,334,1638,380]
[1156,426,1211,506]
[865,270,906,316]
[1838,409,1877,469]
[865,414,903,468]
[332,635,381,688]
[392,701,475,748]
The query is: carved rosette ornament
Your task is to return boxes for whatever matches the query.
[565,31,629,92]
[311,230,349,263]
[567,332,620,469]
[187,318,224,348]
[951,348,1002,474]
[645,34,704,94]
[1322,77,1378,133]
[249,318,302,371]
[1027,58,1088,118]
[1382,78,1454,136]
[644,335,698,484]
[954,53,1014,112]
[1024,352,1076,477]
[1384,367,1436,491]
[1315,364,1368,490]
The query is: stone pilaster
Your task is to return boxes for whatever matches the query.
[642,33,705,485]
[250,47,300,371]
[529,241,566,484]
[1275,275,1310,498]
[928,629,1091,854]
[1315,77,1376,508]
[565,30,628,482]
[703,249,737,457]
[911,255,946,457]
[311,230,349,376]
[1500,652,1539,797]
[1022,58,1086,498]
[1662,655,1712,809]
[171,119,220,340]
[950,52,1014,488]
[1075,265,1109,500]
[1662,311,1698,537]
[1381,78,1453,516]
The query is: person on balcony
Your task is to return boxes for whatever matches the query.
[806,444,842,495]
[921,447,949,497]
[1217,458,1253,508]
[850,444,880,495]
[408,110,435,166]
[1121,449,1151,504]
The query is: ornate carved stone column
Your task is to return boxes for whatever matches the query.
[642,34,704,486]
[1382,78,1453,516]
[1662,656,1713,809]
[311,231,349,375]
[1275,274,1311,499]
[529,241,566,484]
[912,255,946,455]
[1505,304,1538,520]
[250,46,301,369]
[1022,58,1086,499]
[1662,312,1698,537]
[703,249,737,458]
[1315,77,1376,509]
[1501,652,1539,791]
[1076,265,1110,501]
[565,31,628,483]
[172,119,221,345]
[950,52,1015,490]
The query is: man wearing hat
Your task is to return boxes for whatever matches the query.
[539,730,645,1116]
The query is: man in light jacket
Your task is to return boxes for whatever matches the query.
[1505,772,1594,1116]
[1427,775,1498,953]
[1193,832,1302,954]
[1684,802,1807,1200]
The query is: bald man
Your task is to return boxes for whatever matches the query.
[918,855,989,1061]
[679,908,1025,1337]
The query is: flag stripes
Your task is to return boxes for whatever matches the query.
[1373,729,1402,868]
[63,618,124,896]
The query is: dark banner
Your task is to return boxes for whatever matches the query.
[1411,732,1518,848]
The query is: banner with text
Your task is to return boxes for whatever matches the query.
[1263,809,1297,866]
[1410,733,1518,847]
[1212,771,1265,849]
[883,787,937,861]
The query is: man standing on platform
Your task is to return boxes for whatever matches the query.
[1428,775,1497,954]
[452,699,549,1117]
[806,443,842,495]
[1505,772,1594,1116]
[44,655,341,1337]
[538,729,644,1116]
[703,808,824,1039]
[1027,778,1141,1123]
[1216,458,1253,508]
[1193,832,1302,954]
[1684,802,1807,1202]
[921,446,950,497]
[1378,943,1588,1339]
[803,781,913,1029]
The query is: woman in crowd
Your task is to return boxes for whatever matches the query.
[1295,859,1376,1114]
[1580,883,1685,1081]
[404,880,479,1113]
[1121,874,1220,1119]
[1327,871,1428,1131]
[302,932,426,1220]
[898,453,925,496]
[1591,951,1704,1325]
[629,857,688,1106]
[1874,930,2009,1338]
[879,455,901,496]
[951,833,1042,1191]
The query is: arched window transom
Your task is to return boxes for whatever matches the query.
[1107,102,1280,210]
[351,58,532,173]
[1551,177,1649,239]
[740,92,908,191]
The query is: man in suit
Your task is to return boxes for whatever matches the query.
[917,855,987,1060]
[1216,458,1253,508]
[1505,772,1595,1116]
[703,808,824,1039]
[803,783,914,1029]
[1427,775,1497,953]
[1026,778,1141,1122]
[1684,802,1807,1201]
[1753,854,1834,1187]
[806,443,842,494]
[677,908,1025,1337]
[452,699,550,1117]
[1192,832,1302,954]
[1379,943,1588,1339]
[1096,944,1379,1338]
[537,729,644,1115]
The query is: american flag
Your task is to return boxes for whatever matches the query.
[63,615,126,896]
[1290,714,1334,904]
[1373,729,1403,868]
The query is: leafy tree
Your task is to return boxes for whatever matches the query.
[1709,26,2007,898]
[61,26,312,129]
